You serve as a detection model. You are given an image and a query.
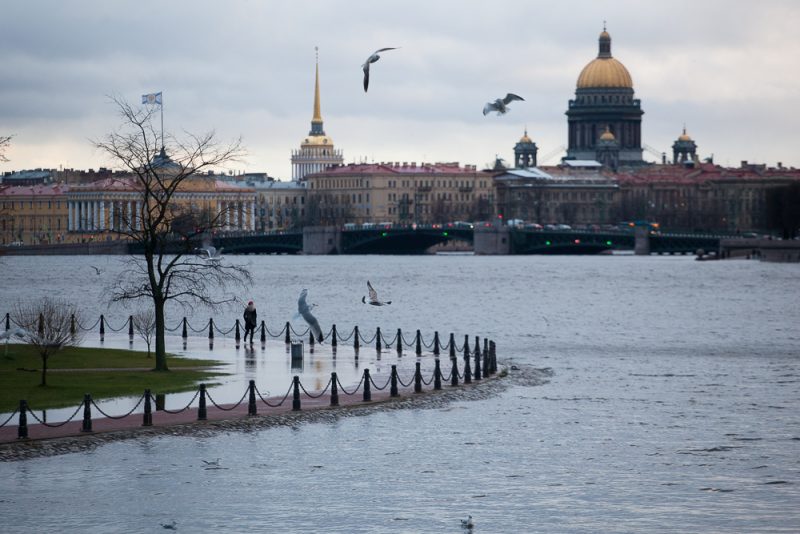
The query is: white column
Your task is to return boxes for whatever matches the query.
[67,202,73,231]
[127,201,133,231]
[99,201,105,231]
[79,201,85,230]
[135,201,142,230]
[251,200,256,231]
[109,201,114,231]
[225,201,231,229]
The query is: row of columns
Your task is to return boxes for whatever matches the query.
[66,199,257,232]
[68,200,141,232]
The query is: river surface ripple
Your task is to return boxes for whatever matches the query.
[0,254,798,533]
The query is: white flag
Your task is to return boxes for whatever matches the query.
[141,92,162,105]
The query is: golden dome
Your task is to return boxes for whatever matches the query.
[677,127,692,141]
[577,57,633,88]
[519,129,533,143]
[302,135,333,146]
[599,126,615,141]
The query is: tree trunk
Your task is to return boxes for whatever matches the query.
[40,354,48,387]
[153,296,169,371]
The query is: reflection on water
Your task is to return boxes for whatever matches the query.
[1,255,799,532]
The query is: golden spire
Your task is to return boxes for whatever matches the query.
[312,46,322,124]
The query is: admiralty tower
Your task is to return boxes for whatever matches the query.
[291,50,344,181]
[565,26,645,165]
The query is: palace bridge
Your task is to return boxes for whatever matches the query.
[213,224,723,256]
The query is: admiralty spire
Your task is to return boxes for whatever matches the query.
[291,48,344,181]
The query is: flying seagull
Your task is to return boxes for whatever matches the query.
[482,93,524,116]
[201,458,220,467]
[298,289,323,343]
[362,47,398,92]
[90,265,103,275]
[362,281,391,306]
[196,246,223,262]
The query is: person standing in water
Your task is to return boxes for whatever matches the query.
[243,300,257,344]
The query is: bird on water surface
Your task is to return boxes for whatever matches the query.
[362,47,398,92]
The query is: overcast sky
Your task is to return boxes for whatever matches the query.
[2,0,799,179]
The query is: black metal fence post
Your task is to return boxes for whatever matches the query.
[198,384,207,420]
[309,329,315,349]
[414,362,422,393]
[415,329,422,356]
[482,339,490,376]
[38,313,44,337]
[376,327,382,352]
[474,338,482,381]
[331,324,338,348]
[463,334,470,356]
[128,315,134,340]
[235,319,241,343]
[248,380,257,416]
[99,315,105,338]
[4,312,9,331]
[463,351,472,384]
[260,321,266,344]
[434,359,442,390]
[491,341,497,374]
[81,394,92,432]
[396,328,402,355]
[363,369,371,402]
[449,333,456,359]
[181,317,188,339]
[450,356,459,387]
[292,376,301,411]
[17,400,28,439]
[284,321,291,344]
[208,319,214,340]
[354,326,360,350]
[433,331,440,356]
[143,389,152,426]
[70,314,76,336]
[330,372,339,406]
[390,365,399,397]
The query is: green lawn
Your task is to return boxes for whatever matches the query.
[0,344,228,412]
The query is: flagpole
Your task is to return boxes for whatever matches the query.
[160,93,164,151]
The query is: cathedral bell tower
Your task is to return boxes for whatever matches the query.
[513,129,538,168]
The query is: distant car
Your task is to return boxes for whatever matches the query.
[506,219,524,227]
[343,223,357,230]
[555,224,572,230]
[8,241,23,247]
[524,223,543,230]
[453,221,474,229]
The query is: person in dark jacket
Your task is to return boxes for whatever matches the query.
[243,300,257,344]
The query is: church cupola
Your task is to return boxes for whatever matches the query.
[513,129,538,168]
[672,126,698,164]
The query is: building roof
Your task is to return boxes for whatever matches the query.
[614,163,800,185]
[576,30,633,89]
[0,183,69,196]
[307,162,481,177]
[561,160,603,168]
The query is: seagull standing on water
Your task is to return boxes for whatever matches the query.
[298,289,323,342]
[362,281,392,306]
[482,93,524,116]
[461,515,474,530]
[362,47,398,92]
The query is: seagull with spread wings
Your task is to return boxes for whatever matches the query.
[362,280,392,306]
[298,289,324,342]
[362,47,398,92]
[482,93,525,116]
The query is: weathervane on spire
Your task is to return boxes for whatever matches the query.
[603,20,607,31]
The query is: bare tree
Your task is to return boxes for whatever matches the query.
[132,308,156,358]
[94,97,252,371]
[12,297,84,387]
[0,135,11,163]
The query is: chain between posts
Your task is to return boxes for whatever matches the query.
[90,393,146,419]
[255,383,292,408]
[158,390,201,415]
[205,388,249,411]
[298,377,333,399]
[335,374,365,396]
[26,401,85,428]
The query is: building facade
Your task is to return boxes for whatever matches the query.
[303,162,494,225]
[0,184,71,245]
